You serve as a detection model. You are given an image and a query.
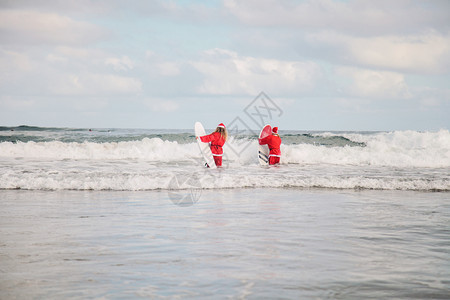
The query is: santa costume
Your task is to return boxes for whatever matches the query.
[259,126,281,165]
[199,123,226,167]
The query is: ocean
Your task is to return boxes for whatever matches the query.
[1,126,449,191]
[1,126,449,298]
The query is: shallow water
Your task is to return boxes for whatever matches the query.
[1,188,449,299]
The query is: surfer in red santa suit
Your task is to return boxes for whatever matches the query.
[259,126,281,165]
[198,123,228,167]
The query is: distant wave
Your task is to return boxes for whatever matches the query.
[282,133,366,147]
[0,125,68,131]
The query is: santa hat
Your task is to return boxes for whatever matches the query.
[217,123,226,129]
[272,127,278,133]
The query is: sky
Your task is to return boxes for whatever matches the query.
[0,0,449,131]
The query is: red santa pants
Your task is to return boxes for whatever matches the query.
[213,155,222,167]
[269,156,280,165]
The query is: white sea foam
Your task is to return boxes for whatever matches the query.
[0,130,449,191]
[281,129,450,168]
[2,130,449,167]
[1,162,448,191]
[0,138,198,161]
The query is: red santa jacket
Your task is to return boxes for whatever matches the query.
[259,134,281,156]
[200,132,226,156]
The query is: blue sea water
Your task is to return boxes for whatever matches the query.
[0,126,449,298]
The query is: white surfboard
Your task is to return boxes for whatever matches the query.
[195,122,216,169]
[258,124,271,165]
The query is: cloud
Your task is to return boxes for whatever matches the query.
[0,0,113,14]
[54,46,105,59]
[0,9,107,46]
[0,0,447,130]
[349,33,450,74]
[144,52,183,77]
[224,0,450,75]
[412,86,450,110]
[156,62,181,76]
[0,49,33,88]
[105,56,135,71]
[190,48,322,95]
[50,73,142,96]
[142,99,180,112]
[336,67,411,99]
[224,0,450,35]
[307,31,450,74]
[0,49,38,94]
[0,42,145,97]
[0,49,32,71]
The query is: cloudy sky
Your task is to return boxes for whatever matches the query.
[1,0,449,131]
